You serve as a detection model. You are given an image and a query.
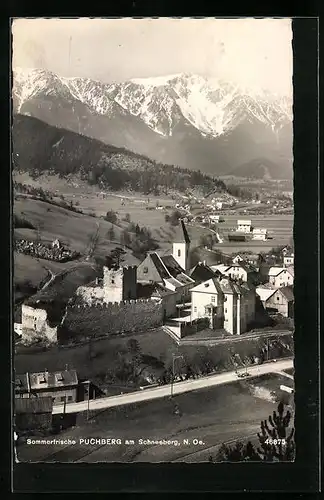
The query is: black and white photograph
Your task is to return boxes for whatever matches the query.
[12,17,295,464]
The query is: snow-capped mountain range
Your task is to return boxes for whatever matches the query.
[12,68,293,178]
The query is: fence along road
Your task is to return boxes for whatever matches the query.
[53,358,293,415]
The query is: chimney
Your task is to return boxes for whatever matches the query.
[95,277,99,285]
[203,260,206,265]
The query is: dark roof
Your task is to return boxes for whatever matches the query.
[175,273,193,285]
[173,219,190,244]
[15,397,53,414]
[149,253,170,280]
[161,255,185,276]
[16,370,78,392]
[137,282,156,298]
[278,286,294,302]
[228,234,246,242]
[29,369,78,390]
[137,282,174,298]
[190,263,216,283]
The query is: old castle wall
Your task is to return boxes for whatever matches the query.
[21,305,58,344]
[59,298,164,341]
[76,285,105,305]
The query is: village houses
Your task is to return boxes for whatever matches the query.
[255,285,294,318]
[268,266,294,288]
[16,220,281,344]
[190,276,256,335]
[283,252,294,267]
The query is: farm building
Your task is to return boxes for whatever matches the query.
[237,220,252,233]
[209,215,220,223]
[228,233,246,242]
[252,228,268,241]
[15,369,79,404]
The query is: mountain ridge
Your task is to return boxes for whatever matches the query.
[13,68,293,179]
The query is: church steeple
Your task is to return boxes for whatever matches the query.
[172,219,190,271]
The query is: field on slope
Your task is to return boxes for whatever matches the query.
[13,172,293,258]
[13,172,202,254]
[13,197,139,291]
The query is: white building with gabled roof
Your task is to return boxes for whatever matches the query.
[237,220,252,233]
[190,275,256,335]
[268,266,294,288]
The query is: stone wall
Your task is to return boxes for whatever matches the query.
[59,298,164,341]
[165,317,209,339]
[21,305,57,343]
[76,285,105,305]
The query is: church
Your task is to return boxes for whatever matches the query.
[74,218,256,338]
[137,219,194,304]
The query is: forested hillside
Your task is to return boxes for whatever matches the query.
[12,114,228,196]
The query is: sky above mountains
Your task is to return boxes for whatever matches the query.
[12,18,292,97]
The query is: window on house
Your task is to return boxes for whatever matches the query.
[68,396,73,401]
[225,308,227,313]
[56,373,64,382]
[60,396,66,402]
[52,397,56,402]
[111,278,115,284]
[211,296,215,303]
[143,266,148,274]
[194,306,197,312]
[277,296,280,301]
[178,249,181,257]
[38,374,47,384]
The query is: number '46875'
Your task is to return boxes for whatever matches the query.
[264,438,286,445]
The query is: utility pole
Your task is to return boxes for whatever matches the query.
[170,354,183,398]
[82,380,91,420]
[87,380,90,420]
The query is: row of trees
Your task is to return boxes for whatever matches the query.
[90,335,293,390]
[226,184,257,201]
[87,161,227,197]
